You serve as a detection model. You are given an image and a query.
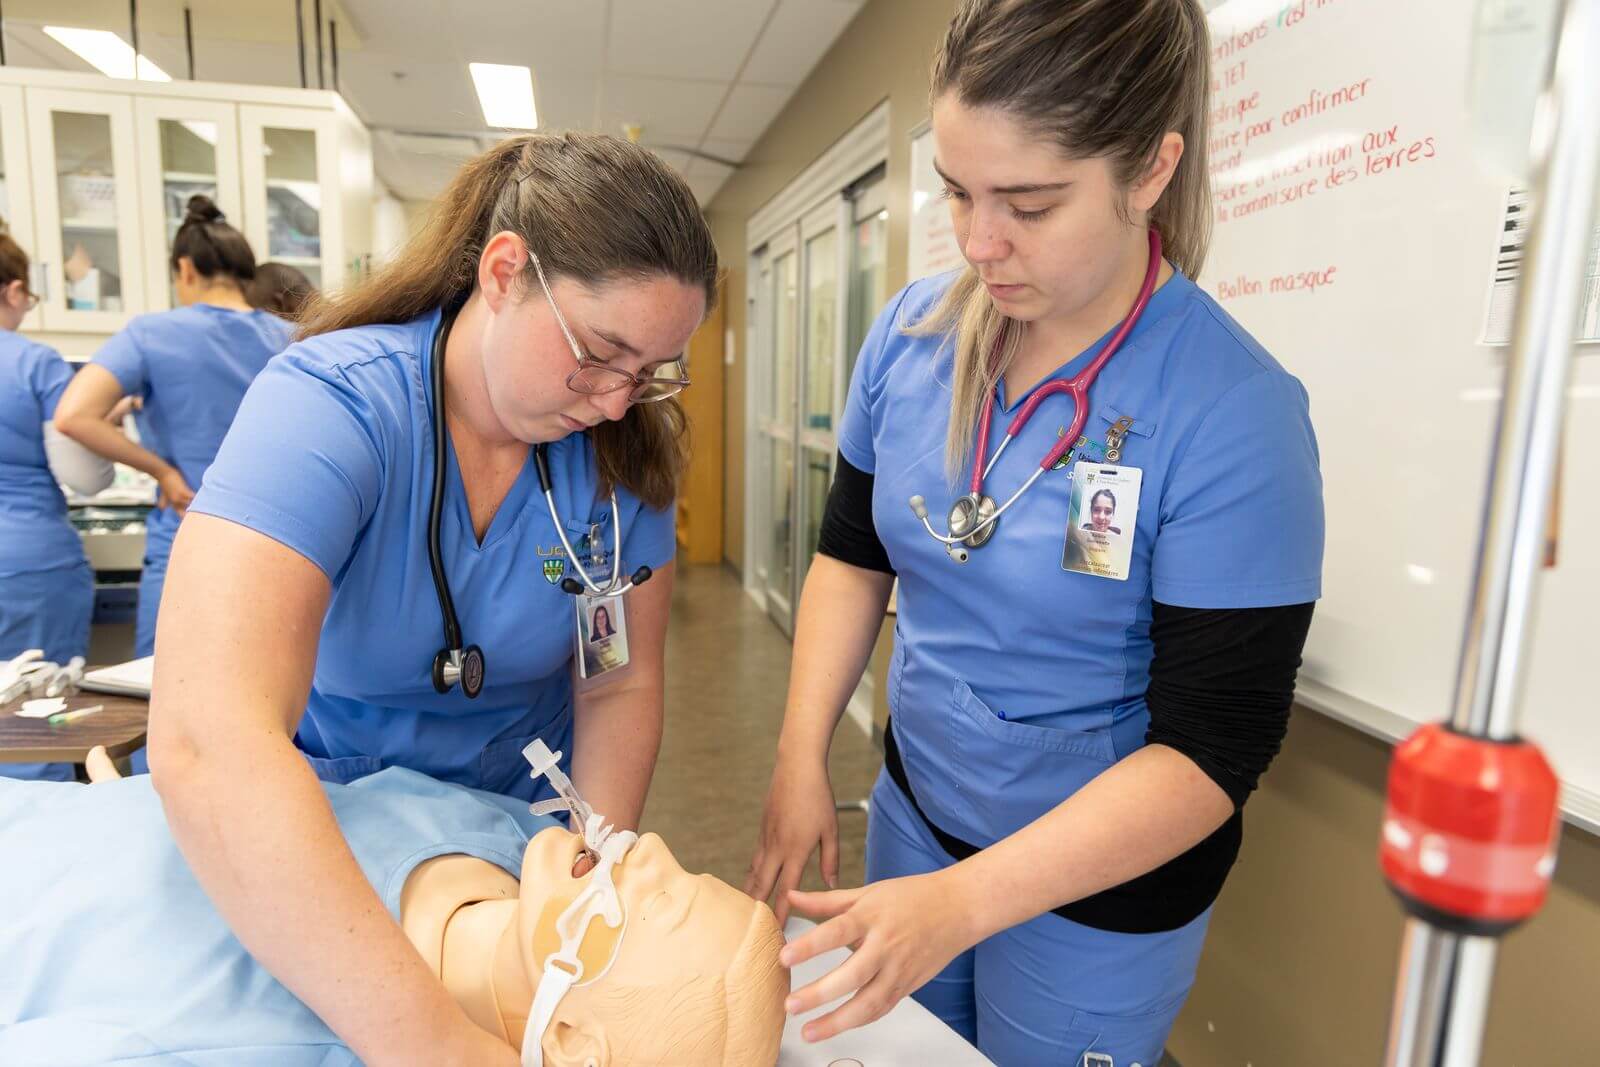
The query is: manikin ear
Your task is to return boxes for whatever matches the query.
[545,1015,609,1067]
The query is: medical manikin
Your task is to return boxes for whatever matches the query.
[0,746,786,1066]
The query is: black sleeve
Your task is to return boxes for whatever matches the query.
[1144,601,1315,809]
[815,452,896,575]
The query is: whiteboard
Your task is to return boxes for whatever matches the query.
[908,121,963,283]
[1200,0,1599,829]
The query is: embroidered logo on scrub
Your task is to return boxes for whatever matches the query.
[1053,429,1108,470]
[542,558,566,584]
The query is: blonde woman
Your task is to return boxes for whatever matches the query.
[748,2,1324,1064]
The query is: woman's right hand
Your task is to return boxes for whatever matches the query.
[156,467,196,514]
[744,752,840,927]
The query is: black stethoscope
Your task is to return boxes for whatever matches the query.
[427,305,653,698]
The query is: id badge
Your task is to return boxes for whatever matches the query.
[1062,461,1142,581]
[574,593,630,680]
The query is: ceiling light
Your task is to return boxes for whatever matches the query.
[44,26,171,81]
[468,62,538,130]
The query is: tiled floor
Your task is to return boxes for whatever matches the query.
[639,562,881,894]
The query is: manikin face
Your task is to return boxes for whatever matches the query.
[495,826,786,1066]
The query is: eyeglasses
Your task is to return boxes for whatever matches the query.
[530,252,691,404]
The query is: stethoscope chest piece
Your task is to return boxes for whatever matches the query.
[433,644,485,699]
[948,493,998,555]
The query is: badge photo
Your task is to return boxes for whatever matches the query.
[575,593,630,679]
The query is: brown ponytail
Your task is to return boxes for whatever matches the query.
[297,132,717,510]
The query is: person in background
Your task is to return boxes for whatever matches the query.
[0,220,124,781]
[54,195,295,659]
[248,261,315,320]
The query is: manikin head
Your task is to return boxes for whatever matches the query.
[487,826,787,1066]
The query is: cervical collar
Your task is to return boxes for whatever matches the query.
[520,742,639,1067]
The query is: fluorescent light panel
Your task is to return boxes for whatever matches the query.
[469,63,538,130]
[44,26,171,81]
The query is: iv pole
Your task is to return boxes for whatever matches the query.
[1380,0,1599,1063]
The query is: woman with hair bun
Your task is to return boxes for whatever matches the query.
[54,194,293,659]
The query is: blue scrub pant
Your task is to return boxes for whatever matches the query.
[0,560,93,782]
[865,768,1211,1067]
[133,506,183,658]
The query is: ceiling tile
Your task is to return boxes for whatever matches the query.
[598,75,727,141]
[706,83,793,142]
[608,0,772,82]
[742,0,861,87]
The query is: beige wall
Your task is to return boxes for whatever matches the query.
[704,0,956,573]
[1173,707,1600,1065]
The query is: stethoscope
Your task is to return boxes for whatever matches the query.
[427,304,653,697]
[909,228,1162,563]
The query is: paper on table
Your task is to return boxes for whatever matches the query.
[18,697,68,718]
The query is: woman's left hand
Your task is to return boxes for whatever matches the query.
[780,872,977,1043]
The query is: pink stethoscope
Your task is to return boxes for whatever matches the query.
[909,228,1162,563]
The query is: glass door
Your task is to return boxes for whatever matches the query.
[135,98,241,311]
[795,197,845,590]
[239,106,336,291]
[761,227,800,634]
[25,89,143,333]
[0,85,41,334]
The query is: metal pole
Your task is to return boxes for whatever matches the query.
[294,0,306,88]
[184,6,194,80]
[128,0,139,79]
[0,0,8,66]
[1384,0,1600,1061]
[329,18,339,94]
[313,0,324,89]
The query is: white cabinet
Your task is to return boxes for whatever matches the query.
[134,96,241,313]
[24,88,144,333]
[239,105,339,292]
[0,83,41,334]
[0,68,372,355]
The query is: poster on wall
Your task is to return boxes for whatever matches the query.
[908,121,962,284]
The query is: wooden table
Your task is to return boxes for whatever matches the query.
[0,691,149,771]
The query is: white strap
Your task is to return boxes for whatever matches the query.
[521,960,576,1067]
[518,741,639,1066]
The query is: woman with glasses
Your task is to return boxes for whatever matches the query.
[0,221,122,780]
[144,134,708,1065]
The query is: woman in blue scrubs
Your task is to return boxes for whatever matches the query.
[145,134,713,1066]
[54,195,293,657]
[748,3,1325,1065]
[0,224,120,780]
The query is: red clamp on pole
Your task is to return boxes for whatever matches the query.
[1380,723,1559,935]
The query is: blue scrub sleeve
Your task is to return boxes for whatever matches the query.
[188,349,388,581]
[28,345,75,419]
[623,497,677,571]
[91,322,149,399]
[1152,369,1324,609]
[837,283,920,474]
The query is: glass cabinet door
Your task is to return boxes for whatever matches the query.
[135,98,240,311]
[0,85,41,333]
[25,89,144,332]
[239,106,336,292]
[762,236,800,634]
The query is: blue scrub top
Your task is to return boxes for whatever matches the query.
[0,331,85,576]
[92,304,294,552]
[190,309,677,797]
[842,268,1324,850]
[0,768,552,1065]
